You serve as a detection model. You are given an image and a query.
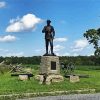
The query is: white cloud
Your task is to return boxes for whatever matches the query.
[61,52,78,56]
[34,45,65,53]
[54,45,65,52]
[71,39,88,52]
[9,16,20,24]
[0,35,16,42]
[0,49,9,52]
[0,2,6,8]
[54,37,68,42]
[55,52,60,56]
[6,13,42,32]
[0,49,3,51]
[73,53,78,56]
[35,49,42,52]
[63,52,70,56]
[88,53,94,56]
[6,52,24,57]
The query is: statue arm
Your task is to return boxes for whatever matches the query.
[52,26,55,38]
[42,26,46,33]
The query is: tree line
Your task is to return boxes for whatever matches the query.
[0,56,100,66]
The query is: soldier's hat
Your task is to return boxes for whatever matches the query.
[47,20,51,23]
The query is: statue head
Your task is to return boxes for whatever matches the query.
[47,20,51,25]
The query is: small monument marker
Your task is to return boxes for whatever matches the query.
[70,75,80,83]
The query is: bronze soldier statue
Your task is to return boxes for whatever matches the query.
[42,20,56,56]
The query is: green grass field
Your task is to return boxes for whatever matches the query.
[0,65,100,95]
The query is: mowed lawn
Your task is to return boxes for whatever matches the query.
[0,66,100,95]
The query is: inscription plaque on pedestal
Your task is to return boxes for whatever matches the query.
[51,61,56,70]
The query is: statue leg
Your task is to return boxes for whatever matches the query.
[50,39,53,54]
[45,39,49,54]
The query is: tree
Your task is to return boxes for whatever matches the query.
[84,28,100,56]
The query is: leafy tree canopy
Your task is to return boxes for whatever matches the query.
[84,28,100,56]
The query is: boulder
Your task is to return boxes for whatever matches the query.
[46,75,64,85]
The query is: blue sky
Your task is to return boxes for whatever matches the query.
[0,0,100,57]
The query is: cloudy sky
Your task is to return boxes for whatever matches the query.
[0,0,100,57]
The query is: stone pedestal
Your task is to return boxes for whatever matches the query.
[35,56,64,84]
[40,56,60,75]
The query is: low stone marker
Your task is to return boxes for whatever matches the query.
[19,75,28,81]
[70,75,80,83]
[11,73,34,80]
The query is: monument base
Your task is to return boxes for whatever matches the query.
[35,74,64,85]
[35,56,64,84]
[43,53,56,56]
